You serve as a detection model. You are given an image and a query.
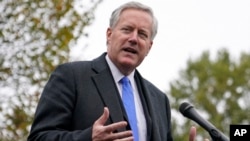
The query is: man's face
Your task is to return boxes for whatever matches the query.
[106,8,153,75]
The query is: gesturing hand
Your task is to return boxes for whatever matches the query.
[189,126,210,141]
[92,107,133,141]
[189,126,196,141]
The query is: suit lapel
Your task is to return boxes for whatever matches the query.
[91,53,126,131]
[134,72,153,140]
[135,71,163,141]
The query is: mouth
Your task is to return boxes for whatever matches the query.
[123,47,137,54]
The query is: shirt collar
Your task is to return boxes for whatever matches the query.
[105,54,135,83]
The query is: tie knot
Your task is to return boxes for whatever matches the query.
[120,76,130,84]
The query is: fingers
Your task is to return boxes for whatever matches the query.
[109,130,133,141]
[113,136,134,141]
[189,126,197,141]
[94,107,127,132]
[104,120,127,133]
[92,107,133,141]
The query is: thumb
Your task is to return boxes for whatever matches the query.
[95,107,110,125]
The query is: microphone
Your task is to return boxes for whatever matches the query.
[179,102,229,141]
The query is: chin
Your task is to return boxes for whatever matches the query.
[120,61,135,69]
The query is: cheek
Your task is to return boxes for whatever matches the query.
[108,40,121,55]
[140,43,151,56]
[110,34,121,46]
[146,46,151,54]
[144,41,152,54]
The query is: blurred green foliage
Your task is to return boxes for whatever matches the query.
[0,0,102,140]
[169,49,250,141]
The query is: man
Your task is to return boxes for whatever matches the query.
[28,1,199,141]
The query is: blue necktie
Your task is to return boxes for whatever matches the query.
[120,76,139,141]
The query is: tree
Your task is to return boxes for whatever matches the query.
[169,48,250,141]
[0,0,102,140]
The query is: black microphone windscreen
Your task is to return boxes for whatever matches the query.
[179,102,193,116]
[178,102,229,141]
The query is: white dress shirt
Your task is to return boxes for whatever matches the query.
[105,55,147,141]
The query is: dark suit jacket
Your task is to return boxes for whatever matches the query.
[28,53,173,141]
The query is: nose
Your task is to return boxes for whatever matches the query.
[128,31,138,45]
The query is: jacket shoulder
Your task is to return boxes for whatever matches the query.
[143,78,166,96]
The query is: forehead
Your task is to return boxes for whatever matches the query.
[118,8,153,27]
[120,8,152,20]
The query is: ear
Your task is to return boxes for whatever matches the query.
[106,28,112,44]
[149,41,153,50]
[146,41,153,56]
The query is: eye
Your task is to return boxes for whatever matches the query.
[121,27,131,32]
[139,31,149,39]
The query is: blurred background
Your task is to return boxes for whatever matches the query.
[0,0,249,141]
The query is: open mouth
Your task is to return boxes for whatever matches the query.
[123,48,137,54]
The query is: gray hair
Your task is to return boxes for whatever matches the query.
[109,1,158,40]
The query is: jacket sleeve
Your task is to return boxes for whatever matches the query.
[27,63,92,141]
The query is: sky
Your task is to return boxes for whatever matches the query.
[72,0,250,91]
